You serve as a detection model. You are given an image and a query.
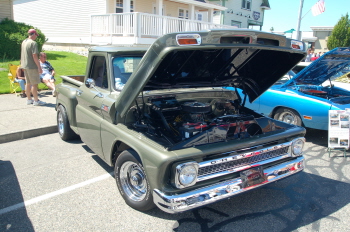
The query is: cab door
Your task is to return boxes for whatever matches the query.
[76,55,109,156]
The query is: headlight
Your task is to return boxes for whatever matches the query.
[175,162,199,188]
[291,138,305,156]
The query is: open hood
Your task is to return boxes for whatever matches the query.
[116,29,306,118]
[285,47,350,86]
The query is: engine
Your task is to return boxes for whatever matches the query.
[132,95,263,149]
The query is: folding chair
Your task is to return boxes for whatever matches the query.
[8,64,20,95]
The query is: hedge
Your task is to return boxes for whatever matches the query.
[0,18,46,60]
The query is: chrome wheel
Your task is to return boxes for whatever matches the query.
[274,108,302,126]
[119,161,148,201]
[58,111,64,136]
[57,105,78,141]
[278,111,296,124]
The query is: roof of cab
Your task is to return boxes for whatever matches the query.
[89,46,149,53]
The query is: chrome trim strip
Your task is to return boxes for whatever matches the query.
[154,157,304,214]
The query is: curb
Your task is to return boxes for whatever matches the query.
[0,126,57,144]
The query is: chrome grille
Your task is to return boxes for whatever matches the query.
[198,146,290,177]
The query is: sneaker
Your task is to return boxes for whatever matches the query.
[27,99,34,105]
[52,89,57,97]
[33,100,46,106]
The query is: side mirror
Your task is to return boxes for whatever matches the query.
[85,78,103,98]
[86,78,96,89]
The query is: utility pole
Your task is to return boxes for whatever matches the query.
[296,0,304,40]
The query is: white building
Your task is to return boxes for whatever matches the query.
[210,0,270,30]
[11,0,231,51]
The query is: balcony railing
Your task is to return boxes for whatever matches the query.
[91,12,237,45]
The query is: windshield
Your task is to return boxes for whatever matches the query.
[112,56,142,90]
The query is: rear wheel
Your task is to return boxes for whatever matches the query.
[57,105,78,141]
[114,150,155,211]
[274,108,302,126]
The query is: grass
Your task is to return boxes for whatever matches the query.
[0,51,87,94]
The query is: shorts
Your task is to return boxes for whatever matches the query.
[24,69,41,85]
[40,73,55,81]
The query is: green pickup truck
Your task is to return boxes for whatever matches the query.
[56,29,307,213]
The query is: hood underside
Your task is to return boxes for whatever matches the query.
[117,30,306,118]
[287,47,350,86]
[144,48,304,103]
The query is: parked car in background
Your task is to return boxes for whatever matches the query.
[235,47,350,130]
[292,62,309,73]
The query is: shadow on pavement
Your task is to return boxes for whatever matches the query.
[305,128,328,147]
[0,160,34,232]
[142,172,350,231]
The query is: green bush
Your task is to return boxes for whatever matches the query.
[0,18,46,60]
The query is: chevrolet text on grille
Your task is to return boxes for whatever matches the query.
[201,142,291,167]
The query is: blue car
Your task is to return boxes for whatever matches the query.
[232,47,350,130]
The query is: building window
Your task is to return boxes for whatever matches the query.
[116,0,134,13]
[241,0,251,10]
[153,4,164,15]
[231,20,241,28]
[178,8,188,19]
[196,13,203,21]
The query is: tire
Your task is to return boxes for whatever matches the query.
[57,105,78,141]
[114,150,155,211]
[274,108,302,126]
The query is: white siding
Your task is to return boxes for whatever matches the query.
[13,0,106,44]
[0,0,13,20]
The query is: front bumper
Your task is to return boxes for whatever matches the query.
[153,156,304,213]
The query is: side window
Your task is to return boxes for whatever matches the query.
[89,56,108,89]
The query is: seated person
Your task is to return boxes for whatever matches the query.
[39,52,56,96]
[15,66,27,98]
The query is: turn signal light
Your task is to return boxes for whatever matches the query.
[176,34,201,46]
[291,40,304,51]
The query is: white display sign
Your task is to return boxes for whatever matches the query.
[328,110,350,149]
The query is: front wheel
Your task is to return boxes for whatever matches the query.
[57,105,78,141]
[114,150,155,211]
[274,108,302,126]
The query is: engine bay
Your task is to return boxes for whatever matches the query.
[128,92,290,150]
[293,85,350,102]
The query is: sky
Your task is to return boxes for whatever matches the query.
[261,0,350,33]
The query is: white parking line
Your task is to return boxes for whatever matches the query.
[0,172,114,215]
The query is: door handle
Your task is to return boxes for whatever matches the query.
[76,90,83,96]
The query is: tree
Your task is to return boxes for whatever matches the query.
[0,19,46,60]
[327,13,350,50]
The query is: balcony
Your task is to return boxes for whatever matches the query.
[91,12,237,45]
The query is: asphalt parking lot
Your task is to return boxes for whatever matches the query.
[1,129,350,232]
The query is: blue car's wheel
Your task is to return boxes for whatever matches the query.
[274,108,302,126]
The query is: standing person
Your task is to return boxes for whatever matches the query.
[20,29,46,106]
[305,49,313,62]
[39,52,56,96]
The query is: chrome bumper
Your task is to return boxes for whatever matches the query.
[153,157,304,213]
